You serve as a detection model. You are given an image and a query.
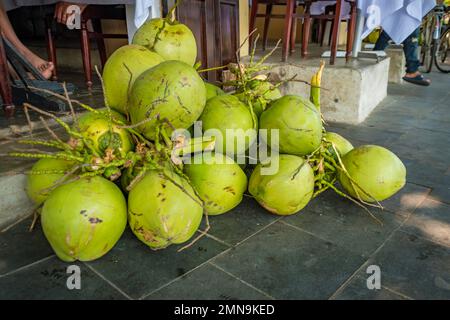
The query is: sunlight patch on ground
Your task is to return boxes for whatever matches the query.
[400,192,433,209]
[408,217,450,248]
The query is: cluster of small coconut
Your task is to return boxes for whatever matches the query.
[17,8,406,263]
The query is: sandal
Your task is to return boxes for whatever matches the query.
[403,74,431,86]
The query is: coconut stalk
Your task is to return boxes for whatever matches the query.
[303,64,384,224]
[310,61,325,112]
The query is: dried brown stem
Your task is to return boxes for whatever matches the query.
[23,105,33,135]
[63,82,77,128]
[38,116,65,145]
[177,211,210,252]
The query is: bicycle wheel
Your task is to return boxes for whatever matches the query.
[435,27,450,73]
[420,14,436,73]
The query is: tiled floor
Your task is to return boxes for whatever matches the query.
[0,69,449,300]
[0,71,104,127]
[0,72,104,174]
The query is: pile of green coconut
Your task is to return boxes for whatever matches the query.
[13,9,406,262]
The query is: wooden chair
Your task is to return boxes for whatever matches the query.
[0,29,14,117]
[249,1,306,52]
[251,0,357,64]
[47,5,128,89]
[302,0,357,64]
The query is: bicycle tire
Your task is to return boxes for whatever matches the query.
[423,44,434,73]
[421,16,435,73]
[435,27,450,73]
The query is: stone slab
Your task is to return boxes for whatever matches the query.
[265,57,390,124]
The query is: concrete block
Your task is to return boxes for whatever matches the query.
[385,46,405,84]
[268,57,390,124]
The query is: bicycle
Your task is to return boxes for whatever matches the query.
[420,4,450,73]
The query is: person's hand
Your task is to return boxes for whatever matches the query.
[54,2,87,25]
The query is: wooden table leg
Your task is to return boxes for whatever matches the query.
[282,0,295,62]
[329,0,343,65]
[45,17,58,81]
[80,21,93,89]
[262,3,272,51]
[249,0,259,51]
[0,36,14,117]
[346,2,357,62]
[290,4,298,54]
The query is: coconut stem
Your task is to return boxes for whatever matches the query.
[29,207,41,232]
[26,169,69,175]
[9,152,83,162]
[172,136,216,157]
[197,65,227,74]
[18,139,63,149]
[310,60,325,111]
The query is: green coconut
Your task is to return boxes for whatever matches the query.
[128,169,203,249]
[249,154,314,215]
[259,95,323,156]
[132,18,197,66]
[324,132,354,157]
[199,94,256,156]
[128,60,206,140]
[102,44,164,114]
[77,109,134,157]
[205,82,225,101]
[184,153,247,215]
[41,176,127,262]
[26,158,74,205]
[236,80,282,117]
[338,145,406,202]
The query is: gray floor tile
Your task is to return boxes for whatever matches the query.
[0,218,53,276]
[381,182,430,215]
[204,196,279,246]
[430,184,450,205]
[283,191,405,257]
[401,198,450,245]
[333,276,409,300]
[146,263,270,300]
[356,231,450,299]
[87,229,230,299]
[0,257,126,300]
[213,221,366,299]
[325,125,400,146]
[400,158,448,187]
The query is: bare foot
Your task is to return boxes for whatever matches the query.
[27,55,54,79]
[36,61,55,80]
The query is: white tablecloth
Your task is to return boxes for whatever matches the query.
[134,0,159,28]
[357,0,436,44]
[3,0,160,29]
[311,0,437,44]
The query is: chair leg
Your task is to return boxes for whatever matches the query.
[290,5,298,54]
[346,3,357,62]
[327,20,335,46]
[45,20,57,81]
[80,21,93,89]
[301,16,312,57]
[317,19,327,47]
[329,0,343,65]
[249,0,259,50]
[282,0,295,62]
[262,4,272,51]
[92,19,107,68]
[0,38,14,117]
